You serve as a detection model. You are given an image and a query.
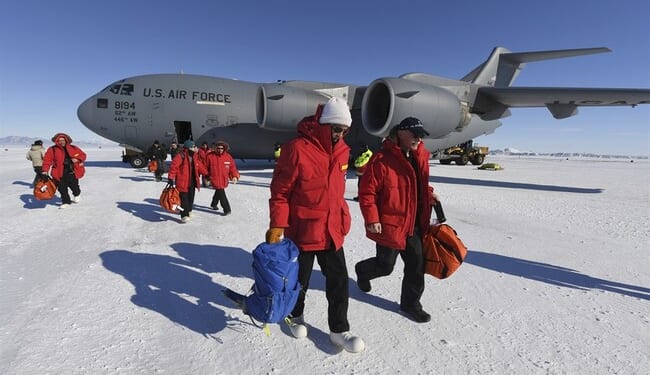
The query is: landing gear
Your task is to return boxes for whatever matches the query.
[129,155,147,168]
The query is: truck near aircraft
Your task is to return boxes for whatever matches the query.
[438,140,489,165]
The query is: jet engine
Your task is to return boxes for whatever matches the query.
[257,84,328,131]
[361,78,469,138]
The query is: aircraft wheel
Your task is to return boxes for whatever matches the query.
[130,156,147,168]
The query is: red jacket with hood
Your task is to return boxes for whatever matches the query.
[359,138,434,249]
[42,133,87,180]
[206,142,240,189]
[168,149,208,193]
[269,105,352,251]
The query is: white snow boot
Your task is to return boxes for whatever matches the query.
[330,331,365,353]
[284,315,307,339]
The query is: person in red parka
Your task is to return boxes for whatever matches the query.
[41,133,87,209]
[206,141,240,215]
[197,141,211,187]
[167,140,208,223]
[266,97,364,353]
[355,117,438,323]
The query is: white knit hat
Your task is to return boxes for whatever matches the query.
[319,97,352,126]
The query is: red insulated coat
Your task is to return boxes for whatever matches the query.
[168,149,208,193]
[196,146,210,165]
[206,146,240,189]
[42,133,87,180]
[269,106,351,252]
[359,139,434,250]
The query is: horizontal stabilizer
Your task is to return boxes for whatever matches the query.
[501,47,611,64]
[464,47,612,87]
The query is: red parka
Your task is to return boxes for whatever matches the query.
[359,138,434,250]
[196,146,210,165]
[206,143,240,189]
[42,133,87,180]
[168,149,208,193]
[269,106,352,251]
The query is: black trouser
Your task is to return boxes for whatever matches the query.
[179,188,195,218]
[32,166,43,186]
[291,246,350,333]
[210,189,231,213]
[355,231,425,310]
[154,159,165,180]
[57,172,80,204]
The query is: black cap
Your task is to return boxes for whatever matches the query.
[153,140,160,145]
[396,117,429,137]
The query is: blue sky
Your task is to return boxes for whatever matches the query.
[1,0,648,155]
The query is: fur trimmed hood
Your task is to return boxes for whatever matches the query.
[51,133,73,143]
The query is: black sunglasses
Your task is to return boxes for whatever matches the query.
[331,126,349,134]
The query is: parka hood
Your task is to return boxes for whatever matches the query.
[215,140,230,152]
[297,104,335,154]
[51,133,73,144]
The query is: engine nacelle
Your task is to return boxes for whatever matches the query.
[257,84,328,131]
[361,78,467,138]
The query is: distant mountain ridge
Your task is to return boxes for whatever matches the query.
[489,148,647,160]
[0,136,118,147]
[2,135,645,159]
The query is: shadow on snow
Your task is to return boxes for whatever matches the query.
[100,242,399,339]
[84,160,131,168]
[116,200,177,222]
[466,250,649,300]
[100,243,251,337]
[19,193,61,209]
[430,176,603,194]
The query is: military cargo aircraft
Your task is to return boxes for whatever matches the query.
[77,46,650,167]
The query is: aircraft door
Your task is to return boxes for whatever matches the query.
[174,121,193,144]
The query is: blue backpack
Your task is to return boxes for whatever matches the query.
[223,239,301,325]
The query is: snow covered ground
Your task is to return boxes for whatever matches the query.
[1,146,648,374]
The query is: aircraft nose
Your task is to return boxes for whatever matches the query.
[77,96,95,129]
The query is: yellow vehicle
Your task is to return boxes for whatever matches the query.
[439,140,488,166]
[478,163,503,170]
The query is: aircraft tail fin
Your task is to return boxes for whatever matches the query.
[462,47,611,87]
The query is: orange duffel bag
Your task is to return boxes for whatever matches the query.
[422,223,468,279]
[147,160,158,172]
[160,183,182,213]
[34,176,57,200]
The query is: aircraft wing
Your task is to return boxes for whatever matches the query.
[474,86,650,119]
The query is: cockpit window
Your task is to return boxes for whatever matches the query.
[97,98,108,108]
[109,83,134,96]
